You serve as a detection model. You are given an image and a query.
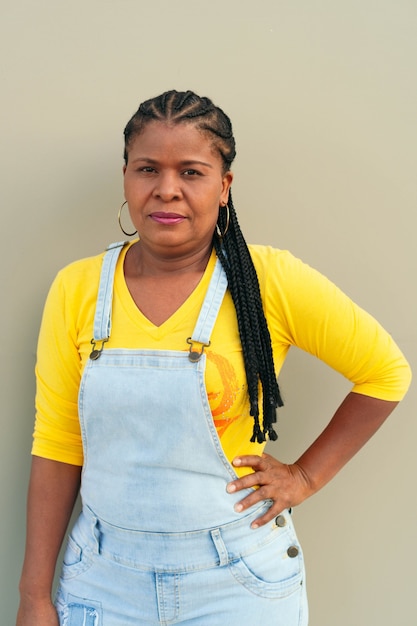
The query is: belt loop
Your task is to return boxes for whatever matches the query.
[91,516,101,555]
[210,528,229,567]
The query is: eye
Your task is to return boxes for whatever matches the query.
[182,169,200,176]
[140,166,157,173]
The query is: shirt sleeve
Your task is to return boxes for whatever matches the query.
[258,248,412,401]
[31,261,97,465]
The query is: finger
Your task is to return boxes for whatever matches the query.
[234,489,289,528]
[250,502,286,529]
[226,471,264,494]
[232,455,267,470]
[232,487,272,512]
[234,479,289,512]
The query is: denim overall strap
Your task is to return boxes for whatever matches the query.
[189,258,228,346]
[92,241,126,342]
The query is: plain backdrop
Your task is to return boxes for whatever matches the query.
[1,1,416,624]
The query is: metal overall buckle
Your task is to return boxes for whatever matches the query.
[186,337,210,363]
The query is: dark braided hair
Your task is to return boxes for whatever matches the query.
[123,90,283,442]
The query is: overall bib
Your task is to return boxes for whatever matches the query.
[55,242,308,626]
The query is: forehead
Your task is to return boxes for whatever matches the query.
[127,121,222,164]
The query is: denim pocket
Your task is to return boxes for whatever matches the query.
[229,526,305,600]
[60,534,94,580]
[56,591,102,626]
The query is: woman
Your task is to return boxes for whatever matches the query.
[17,90,411,625]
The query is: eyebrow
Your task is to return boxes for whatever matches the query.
[130,157,213,169]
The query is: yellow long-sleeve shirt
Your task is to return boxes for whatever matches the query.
[32,243,411,468]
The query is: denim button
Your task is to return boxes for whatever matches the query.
[275,515,286,527]
[287,545,299,558]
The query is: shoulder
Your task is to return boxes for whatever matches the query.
[45,242,129,315]
[52,250,105,297]
[248,244,309,269]
[248,244,297,268]
[247,244,345,317]
[247,244,317,288]
[38,253,104,334]
[52,241,128,292]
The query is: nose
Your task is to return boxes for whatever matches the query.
[153,171,182,202]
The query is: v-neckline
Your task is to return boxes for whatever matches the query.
[114,243,218,340]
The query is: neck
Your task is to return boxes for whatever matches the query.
[125,240,213,278]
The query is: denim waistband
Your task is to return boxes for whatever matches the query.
[74,504,292,574]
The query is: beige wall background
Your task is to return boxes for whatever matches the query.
[1,1,416,624]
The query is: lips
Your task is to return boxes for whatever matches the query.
[150,212,186,225]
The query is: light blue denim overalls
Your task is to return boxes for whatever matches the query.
[55,242,308,625]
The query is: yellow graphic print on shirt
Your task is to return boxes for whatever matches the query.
[206,350,242,438]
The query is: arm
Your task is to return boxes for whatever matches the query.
[17,456,81,625]
[227,392,398,527]
[230,249,411,526]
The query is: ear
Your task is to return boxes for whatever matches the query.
[122,164,127,175]
[220,171,233,205]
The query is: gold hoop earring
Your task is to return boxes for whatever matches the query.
[118,201,137,237]
[215,203,230,239]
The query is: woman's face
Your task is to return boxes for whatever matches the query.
[123,121,233,260]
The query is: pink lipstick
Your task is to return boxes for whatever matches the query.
[150,212,186,225]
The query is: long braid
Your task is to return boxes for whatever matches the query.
[124,90,283,442]
[214,193,283,442]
